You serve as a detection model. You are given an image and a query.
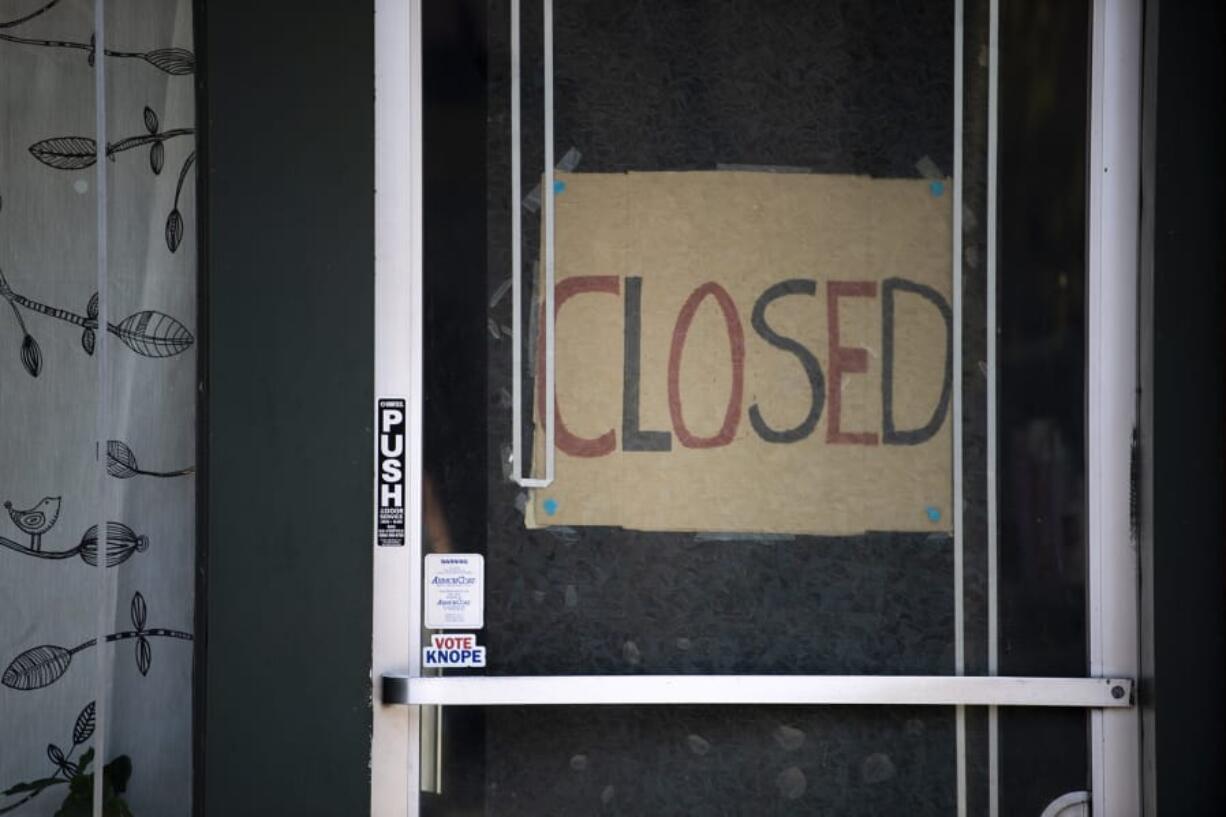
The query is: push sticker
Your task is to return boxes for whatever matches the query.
[376,398,406,546]
[423,633,486,668]
[424,553,485,629]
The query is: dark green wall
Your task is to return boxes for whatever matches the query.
[1151,1,1226,813]
[198,1,374,814]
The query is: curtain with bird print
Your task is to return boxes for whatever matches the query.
[0,1,197,815]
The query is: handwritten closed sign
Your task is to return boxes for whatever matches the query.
[528,172,953,535]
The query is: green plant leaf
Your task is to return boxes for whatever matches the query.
[2,776,66,796]
[104,757,131,794]
[53,754,132,817]
[52,772,90,817]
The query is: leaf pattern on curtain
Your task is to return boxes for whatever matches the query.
[1,0,198,814]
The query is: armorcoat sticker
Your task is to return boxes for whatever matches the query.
[376,398,406,546]
[424,553,485,629]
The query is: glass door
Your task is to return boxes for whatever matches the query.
[372,0,1142,815]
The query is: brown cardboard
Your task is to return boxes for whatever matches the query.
[527,171,952,535]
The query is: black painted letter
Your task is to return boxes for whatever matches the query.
[748,279,825,443]
[622,277,672,451]
[881,277,953,445]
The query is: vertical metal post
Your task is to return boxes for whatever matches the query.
[986,0,1000,813]
[372,0,423,815]
[1087,0,1143,814]
[952,1,967,814]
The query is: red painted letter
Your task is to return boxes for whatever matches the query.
[826,281,879,445]
[537,276,621,457]
[667,282,745,448]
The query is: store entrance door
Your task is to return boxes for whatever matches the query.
[371,0,1143,815]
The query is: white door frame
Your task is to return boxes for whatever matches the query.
[370,0,422,812]
[1086,0,1144,811]
[369,1,1145,815]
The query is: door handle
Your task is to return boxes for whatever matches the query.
[381,673,1134,708]
[419,704,443,794]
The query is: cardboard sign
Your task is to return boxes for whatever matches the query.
[526,171,953,536]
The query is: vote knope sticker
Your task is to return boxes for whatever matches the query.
[423,633,486,668]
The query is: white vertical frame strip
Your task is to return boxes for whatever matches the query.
[372,0,422,816]
[92,2,110,815]
[951,1,966,815]
[509,0,555,489]
[541,0,556,485]
[510,0,524,482]
[1088,0,1142,815]
[986,0,1000,814]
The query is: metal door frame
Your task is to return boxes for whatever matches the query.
[369,1,1145,815]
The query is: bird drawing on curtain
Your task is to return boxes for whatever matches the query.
[4,496,61,551]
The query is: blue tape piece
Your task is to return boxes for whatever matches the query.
[929,180,945,197]
[544,498,559,516]
[553,180,567,194]
[925,506,941,523]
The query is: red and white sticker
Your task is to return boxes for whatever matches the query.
[422,633,486,668]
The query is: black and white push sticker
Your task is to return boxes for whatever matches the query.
[376,398,406,546]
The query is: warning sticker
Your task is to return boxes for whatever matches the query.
[424,553,485,629]
[376,398,406,546]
